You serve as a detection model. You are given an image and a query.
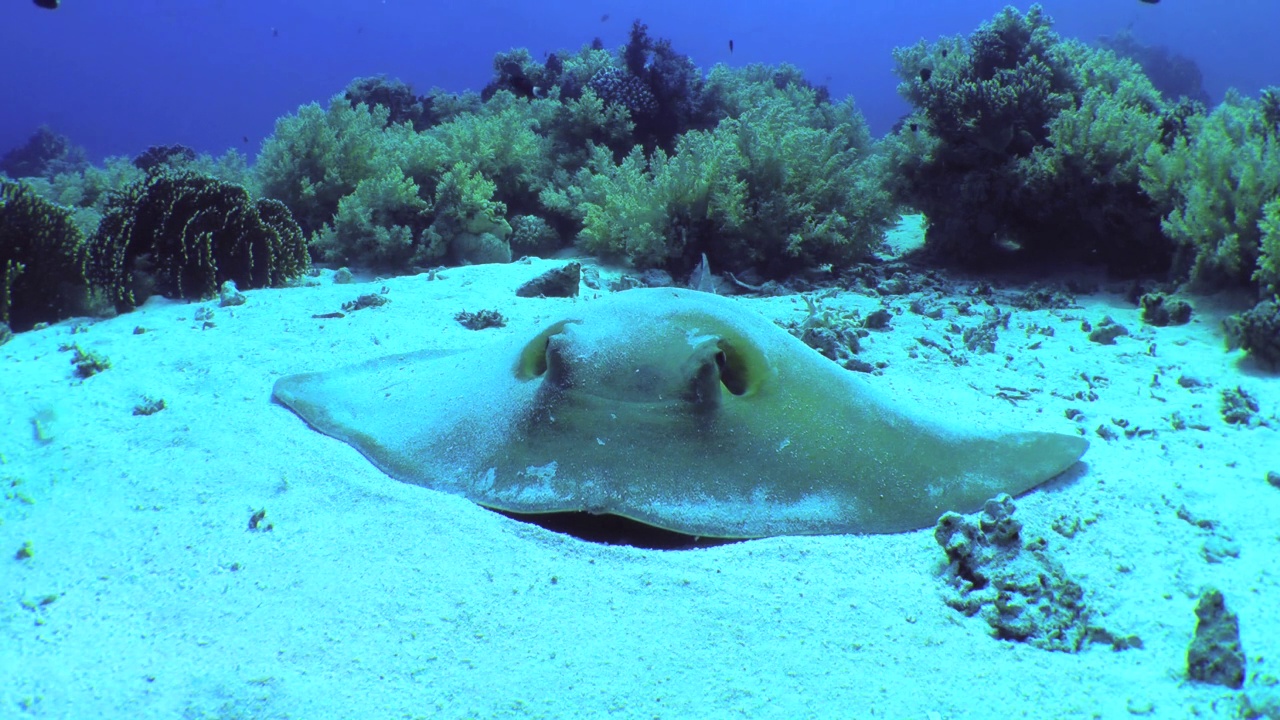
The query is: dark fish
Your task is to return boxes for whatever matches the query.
[729,39,734,53]
[940,49,948,58]
[242,136,250,144]
[272,27,279,37]
[33,0,59,8]
[909,122,919,132]
[919,67,932,82]
[1139,0,1158,3]
[601,13,609,22]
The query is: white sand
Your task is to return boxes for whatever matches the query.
[2,228,1278,718]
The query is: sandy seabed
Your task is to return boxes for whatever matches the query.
[2,224,1278,719]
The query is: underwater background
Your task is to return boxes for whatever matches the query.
[2,1,1280,718]
[4,0,1280,158]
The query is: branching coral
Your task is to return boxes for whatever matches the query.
[0,179,90,331]
[88,171,309,309]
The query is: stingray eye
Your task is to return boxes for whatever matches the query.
[515,320,575,381]
[716,340,750,396]
[543,335,573,388]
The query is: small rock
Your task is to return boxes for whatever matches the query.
[341,294,388,312]
[516,262,581,298]
[1088,316,1130,345]
[878,276,911,295]
[1225,300,1280,367]
[1220,386,1262,426]
[1139,293,1192,326]
[962,309,1009,354]
[333,267,355,284]
[1012,284,1074,310]
[218,280,246,307]
[863,308,893,330]
[1186,587,1245,689]
[454,309,506,330]
[638,269,674,288]
[1201,535,1241,563]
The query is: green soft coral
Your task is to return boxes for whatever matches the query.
[722,96,890,271]
[422,95,553,216]
[571,136,735,268]
[256,99,392,235]
[1141,90,1280,290]
[431,162,513,264]
[1257,197,1280,298]
[561,92,889,275]
[311,166,439,268]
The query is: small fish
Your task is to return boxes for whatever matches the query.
[33,0,59,8]
[919,67,932,82]
[242,136,250,144]
[729,39,734,53]
[600,13,609,22]
[1139,0,1158,3]
[272,27,279,37]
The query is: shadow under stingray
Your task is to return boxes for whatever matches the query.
[494,510,742,550]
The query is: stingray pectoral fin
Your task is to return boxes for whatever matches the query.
[871,428,1089,533]
[964,431,1090,490]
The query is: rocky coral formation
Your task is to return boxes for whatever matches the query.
[934,494,1125,652]
[1186,587,1246,689]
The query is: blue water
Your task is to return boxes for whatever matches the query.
[2,0,1278,161]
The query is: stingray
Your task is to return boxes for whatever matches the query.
[273,288,1087,537]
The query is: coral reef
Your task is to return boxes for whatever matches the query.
[344,75,439,131]
[256,100,392,236]
[0,126,88,179]
[132,144,197,174]
[1098,30,1210,106]
[1226,300,1280,367]
[551,88,892,276]
[884,5,1172,274]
